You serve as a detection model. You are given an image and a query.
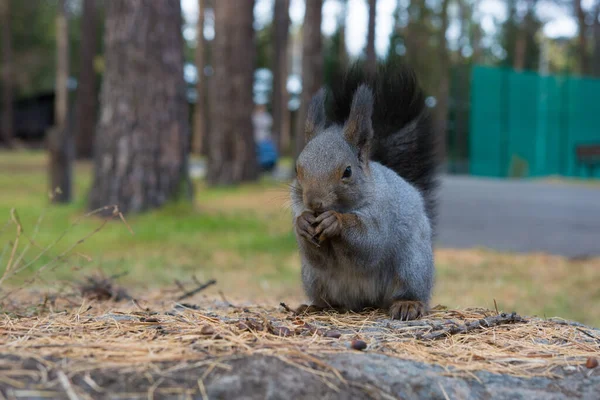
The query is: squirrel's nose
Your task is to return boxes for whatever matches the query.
[308,200,323,213]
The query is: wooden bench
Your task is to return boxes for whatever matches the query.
[575,144,600,177]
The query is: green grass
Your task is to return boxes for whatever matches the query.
[0,150,301,299]
[2,150,600,327]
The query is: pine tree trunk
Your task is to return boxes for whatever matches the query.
[337,2,348,71]
[1,0,14,148]
[272,0,290,153]
[49,0,73,203]
[207,0,258,185]
[192,0,206,155]
[203,0,214,156]
[294,0,323,160]
[365,0,377,76]
[574,0,589,75]
[593,3,600,77]
[74,0,98,159]
[435,0,451,166]
[88,0,192,214]
[513,28,526,70]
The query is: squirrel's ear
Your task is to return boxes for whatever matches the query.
[343,85,373,160]
[305,88,327,142]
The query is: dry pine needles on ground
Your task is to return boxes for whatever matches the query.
[1,288,599,391]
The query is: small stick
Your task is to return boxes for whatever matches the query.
[280,302,295,314]
[494,299,499,315]
[219,290,235,307]
[57,371,79,400]
[577,327,600,344]
[176,279,217,301]
[421,312,526,340]
[174,279,187,293]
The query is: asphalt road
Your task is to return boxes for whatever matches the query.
[435,176,600,258]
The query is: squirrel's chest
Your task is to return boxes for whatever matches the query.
[309,251,397,310]
[314,265,395,310]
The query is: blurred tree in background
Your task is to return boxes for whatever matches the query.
[1,0,13,147]
[192,0,206,156]
[88,0,192,214]
[48,0,73,203]
[271,0,291,153]
[324,0,348,86]
[501,0,542,72]
[365,0,377,74]
[207,0,258,185]
[74,0,98,159]
[294,0,323,160]
[365,0,376,76]
[594,2,600,77]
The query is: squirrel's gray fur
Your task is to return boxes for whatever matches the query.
[290,61,439,320]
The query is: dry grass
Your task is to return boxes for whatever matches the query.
[1,289,599,391]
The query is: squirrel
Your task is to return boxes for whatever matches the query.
[290,60,440,321]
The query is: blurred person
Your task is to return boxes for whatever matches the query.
[253,103,278,172]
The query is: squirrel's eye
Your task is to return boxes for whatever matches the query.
[342,166,352,179]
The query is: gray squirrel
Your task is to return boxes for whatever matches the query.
[290,61,440,320]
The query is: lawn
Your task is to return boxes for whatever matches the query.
[1,150,600,327]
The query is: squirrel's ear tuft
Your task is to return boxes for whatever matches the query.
[343,85,374,159]
[305,88,327,142]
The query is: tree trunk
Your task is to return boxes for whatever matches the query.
[49,0,73,203]
[192,0,206,155]
[1,0,13,148]
[272,0,290,153]
[365,0,376,76]
[337,1,348,71]
[435,0,451,166]
[74,0,98,159]
[574,0,589,75]
[88,0,192,214]
[294,0,323,160]
[203,0,214,156]
[593,3,600,77]
[207,0,258,185]
[513,28,526,70]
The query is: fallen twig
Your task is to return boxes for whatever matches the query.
[280,302,296,314]
[176,279,217,301]
[420,312,526,340]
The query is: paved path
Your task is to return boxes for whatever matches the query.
[435,176,600,257]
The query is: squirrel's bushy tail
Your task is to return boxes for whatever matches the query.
[326,59,440,230]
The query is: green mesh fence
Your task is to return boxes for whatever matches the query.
[469,65,600,178]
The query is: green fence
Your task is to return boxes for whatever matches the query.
[469,65,600,178]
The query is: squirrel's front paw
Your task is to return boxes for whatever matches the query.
[295,211,320,246]
[314,210,342,243]
[389,301,426,321]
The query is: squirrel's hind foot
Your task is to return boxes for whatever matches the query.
[389,300,427,321]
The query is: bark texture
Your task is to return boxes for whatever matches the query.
[207,0,258,185]
[574,0,589,75]
[593,3,600,77]
[294,0,323,160]
[365,0,376,76]
[49,0,73,203]
[272,0,291,153]
[435,0,451,165]
[74,0,98,159]
[1,0,13,147]
[192,0,206,155]
[88,0,191,214]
